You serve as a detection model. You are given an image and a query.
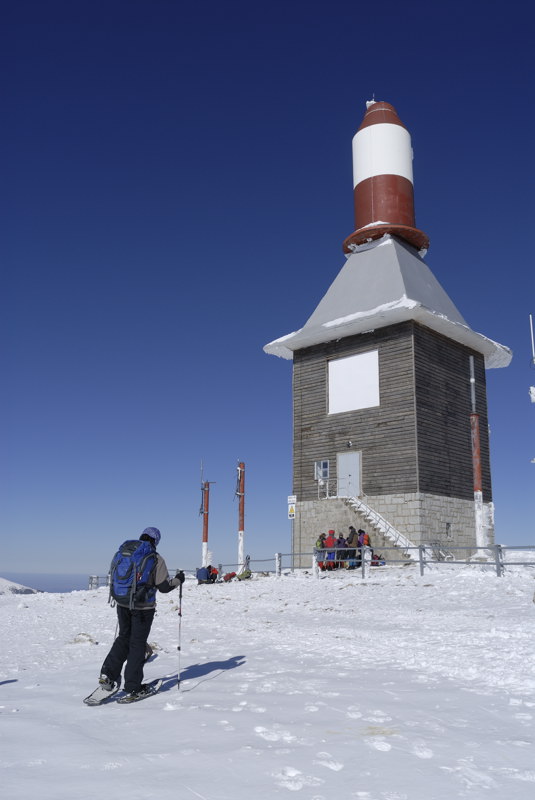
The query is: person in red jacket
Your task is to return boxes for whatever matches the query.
[324,530,337,569]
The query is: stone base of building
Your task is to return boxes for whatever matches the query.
[292,493,495,568]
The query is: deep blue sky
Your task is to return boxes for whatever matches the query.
[2,0,533,574]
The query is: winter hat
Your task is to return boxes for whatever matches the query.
[142,526,161,546]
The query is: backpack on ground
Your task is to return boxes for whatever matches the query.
[196,566,211,584]
[109,540,157,608]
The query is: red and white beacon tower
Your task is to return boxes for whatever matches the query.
[265,100,511,562]
[343,100,429,254]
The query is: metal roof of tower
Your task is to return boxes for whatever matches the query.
[263,235,512,369]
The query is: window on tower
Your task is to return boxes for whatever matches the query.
[328,350,380,414]
[314,460,330,481]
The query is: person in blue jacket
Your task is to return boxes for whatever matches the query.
[99,526,184,701]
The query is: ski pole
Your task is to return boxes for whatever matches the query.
[177,579,183,691]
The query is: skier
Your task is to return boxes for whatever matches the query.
[97,527,184,703]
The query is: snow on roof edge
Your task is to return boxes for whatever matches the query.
[264,303,512,368]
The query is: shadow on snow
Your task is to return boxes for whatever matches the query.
[159,655,246,693]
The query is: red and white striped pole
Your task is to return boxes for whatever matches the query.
[470,415,482,495]
[236,462,245,570]
[200,480,213,567]
[343,100,429,255]
[469,357,485,548]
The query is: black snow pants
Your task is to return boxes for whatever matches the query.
[101,605,155,692]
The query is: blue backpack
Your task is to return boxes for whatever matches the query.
[109,540,157,608]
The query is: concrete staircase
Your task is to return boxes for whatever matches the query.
[343,496,416,558]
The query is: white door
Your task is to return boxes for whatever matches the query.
[337,452,361,497]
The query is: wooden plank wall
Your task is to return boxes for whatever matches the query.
[293,322,418,501]
[293,321,492,503]
[413,325,492,502]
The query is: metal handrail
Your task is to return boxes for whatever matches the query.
[343,495,416,553]
[88,544,535,586]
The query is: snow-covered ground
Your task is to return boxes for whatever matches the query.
[1,563,535,799]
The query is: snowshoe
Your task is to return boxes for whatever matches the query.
[116,678,163,704]
[84,674,121,706]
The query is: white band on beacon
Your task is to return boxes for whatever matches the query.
[352,123,413,187]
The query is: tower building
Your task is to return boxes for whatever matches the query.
[264,101,511,561]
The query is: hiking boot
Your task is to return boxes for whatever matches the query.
[121,684,152,702]
[98,673,117,691]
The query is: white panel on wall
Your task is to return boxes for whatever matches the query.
[328,350,379,414]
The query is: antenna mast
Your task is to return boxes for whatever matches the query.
[236,462,245,570]
[469,356,485,547]
[199,463,215,567]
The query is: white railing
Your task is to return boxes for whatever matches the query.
[314,489,417,554]
[342,495,416,553]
